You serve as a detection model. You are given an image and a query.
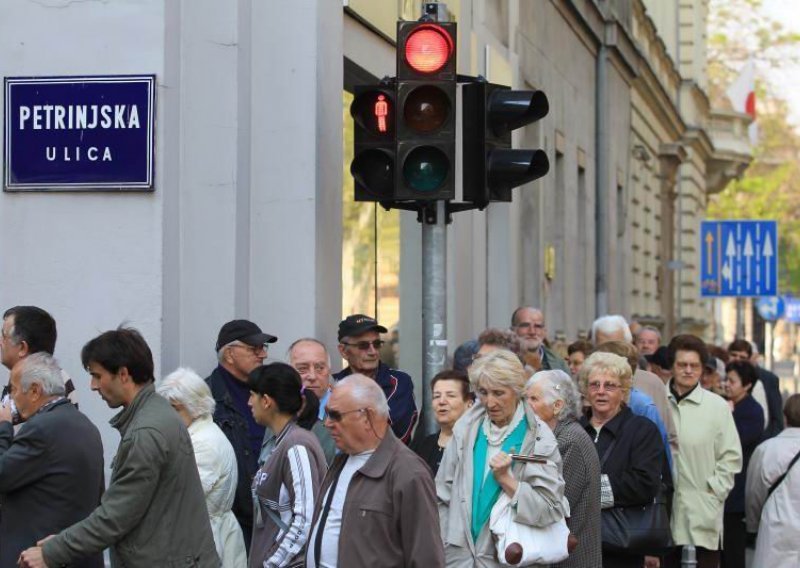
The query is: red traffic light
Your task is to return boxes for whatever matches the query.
[405,24,454,74]
[351,89,394,136]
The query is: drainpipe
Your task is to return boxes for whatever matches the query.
[595,41,609,318]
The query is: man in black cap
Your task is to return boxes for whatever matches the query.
[333,314,418,444]
[205,319,276,551]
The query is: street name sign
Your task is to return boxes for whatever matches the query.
[700,220,778,297]
[4,75,156,191]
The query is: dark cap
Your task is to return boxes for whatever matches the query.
[216,319,277,351]
[337,314,387,342]
[704,356,719,371]
[645,345,671,369]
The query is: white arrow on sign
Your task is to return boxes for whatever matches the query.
[724,236,736,290]
[763,231,774,290]
[743,232,754,289]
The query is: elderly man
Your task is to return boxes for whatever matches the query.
[0,353,103,568]
[288,338,333,418]
[1,306,78,417]
[205,319,277,549]
[333,315,417,444]
[635,325,661,356]
[306,374,444,567]
[510,306,570,373]
[19,327,218,568]
[592,314,678,462]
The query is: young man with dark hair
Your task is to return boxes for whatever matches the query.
[728,338,783,439]
[1,306,77,417]
[18,327,218,568]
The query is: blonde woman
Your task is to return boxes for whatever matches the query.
[436,349,567,567]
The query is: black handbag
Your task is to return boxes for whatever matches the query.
[598,439,674,555]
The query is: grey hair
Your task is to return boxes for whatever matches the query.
[286,337,331,366]
[591,315,632,344]
[18,352,66,397]
[637,325,661,341]
[468,349,528,396]
[511,306,543,327]
[526,369,581,423]
[334,373,390,418]
[156,367,215,420]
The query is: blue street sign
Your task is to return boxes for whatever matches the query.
[4,75,156,191]
[785,297,800,324]
[756,297,785,321]
[700,220,778,297]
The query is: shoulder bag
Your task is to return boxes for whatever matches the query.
[767,446,800,499]
[599,439,674,555]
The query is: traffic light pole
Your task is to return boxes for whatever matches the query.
[421,200,448,436]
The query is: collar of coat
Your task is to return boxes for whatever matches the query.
[110,382,155,434]
[667,379,704,405]
[345,428,401,479]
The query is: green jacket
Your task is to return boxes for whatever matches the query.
[43,384,219,567]
[542,345,569,374]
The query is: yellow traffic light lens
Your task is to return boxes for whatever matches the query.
[403,86,450,133]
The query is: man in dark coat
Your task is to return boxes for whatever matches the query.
[205,319,277,550]
[0,352,103,568]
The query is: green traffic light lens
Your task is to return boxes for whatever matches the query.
[403,146,449,192]
[403,86,450,133]
[351,149,394,198]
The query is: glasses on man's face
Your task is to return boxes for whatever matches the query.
[341,340,384,351]
[232,343,268,356]
[324,407,367,422]
[675,361,702,372]
[587,381,621,393]
[516,322,545,331]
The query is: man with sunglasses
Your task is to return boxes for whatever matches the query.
[333,314,417,444]
[205,319,277,551]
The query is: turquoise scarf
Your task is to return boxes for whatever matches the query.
[470,415,528,541]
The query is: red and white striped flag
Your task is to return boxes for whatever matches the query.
[726,59,758,145]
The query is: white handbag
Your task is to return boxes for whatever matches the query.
[489,492,571,566]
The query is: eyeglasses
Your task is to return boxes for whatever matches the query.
[587,381,621,392]
[515,322,545,331]
[295,363,329,374]
[675,362,702,371]
[231,343,268,356]
[340,340,384,351]
[324,407,367,422]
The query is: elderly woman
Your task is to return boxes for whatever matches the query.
[578,352,668,568]
[412,369,473,475]
[156,367,247,568]
[437,349,568,567]
[526,370,601,568]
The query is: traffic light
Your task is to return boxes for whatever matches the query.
[395,20,457,201]
[350,84,396,201]
[462,81,550,205]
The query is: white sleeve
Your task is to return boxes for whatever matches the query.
[265,445,317,568]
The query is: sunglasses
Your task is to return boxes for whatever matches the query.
[340,340,385,351]
[324,407,367,422]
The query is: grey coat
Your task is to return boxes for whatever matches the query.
[436,402,569,567]
[0,399,104,568]
[42,384,219,567]
[551,420,602,568]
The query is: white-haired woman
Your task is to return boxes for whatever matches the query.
[157,367,247,568]
[526,370,601,568]
[437,349,568,567]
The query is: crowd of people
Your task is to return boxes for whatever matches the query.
[0,305,798,568]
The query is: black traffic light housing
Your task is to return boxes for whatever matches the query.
[350,84,397,202]
[394,20,457,201]
[462,81,550,206]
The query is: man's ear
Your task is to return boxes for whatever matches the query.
[17,340,30,358]
[117,366,132,383]
[337,343,347,360]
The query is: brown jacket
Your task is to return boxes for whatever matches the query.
[307,430,445,568]
[634,368,679,464]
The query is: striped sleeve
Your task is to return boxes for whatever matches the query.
[265,444,316,568]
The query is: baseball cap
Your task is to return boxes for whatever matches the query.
[337,314,387,342]
[215,319,277,351]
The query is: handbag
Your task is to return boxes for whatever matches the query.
[598,439,673,555]
[489,492,571,566]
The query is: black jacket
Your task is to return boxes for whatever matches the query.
[0,399,104,568]
[206,366,259,545]
[726,395,764,513]
[582,405,671,507]
[757,367,784,440]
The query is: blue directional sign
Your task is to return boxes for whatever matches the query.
[756,297,785,321]
[700,220,778,297]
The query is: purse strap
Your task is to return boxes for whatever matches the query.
[767,446,800,499]
[599,439,617,468]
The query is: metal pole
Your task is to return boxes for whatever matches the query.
[681,545,698,567]
[736,297,746,338]
[421,201,448,436]
[766,320,774,372]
